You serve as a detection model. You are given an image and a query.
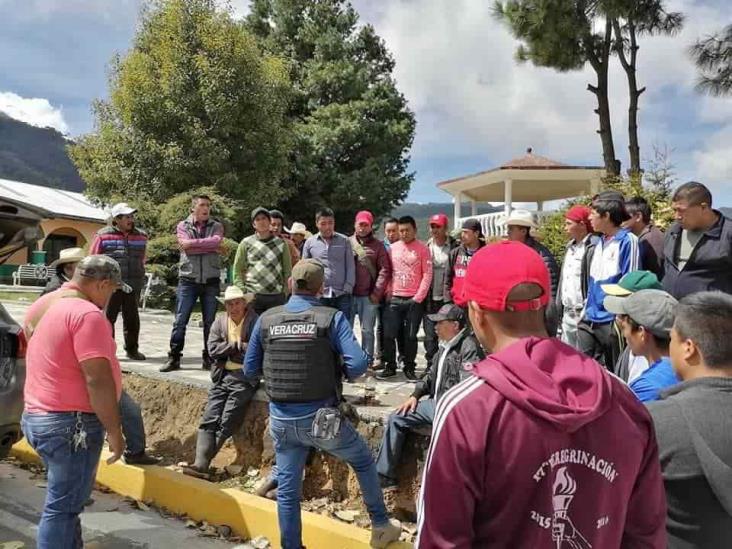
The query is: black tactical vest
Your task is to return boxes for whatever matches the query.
[260,305,339,403]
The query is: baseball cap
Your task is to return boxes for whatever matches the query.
[110,202,137,218]
[602,271,662,297]
[291,259,325,292]
[604,289,677,338]
[355,210,374,225]
[429,213,449,228]
[461,218,482,233]
[464,241,550,312]
[77,255,132,294]
[427,303,466,325]
[251,207,271,221]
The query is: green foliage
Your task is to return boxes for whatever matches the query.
[69,0,292,211]
[0,113,84,190]
[245,0,416,228]
[690,24,732,97]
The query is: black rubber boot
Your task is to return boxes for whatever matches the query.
[159,352,181,373]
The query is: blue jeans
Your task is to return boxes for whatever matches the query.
[169,278,219,356]
[350,296,379,363]
[376,398,435,480]
[22,412,105,549]
[119,390,145,456]
[320,294,353,324]
[270,415,389,549]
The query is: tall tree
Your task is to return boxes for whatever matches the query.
[610,0,683,176]
[245,0,416,228]
[494,0,621,176]
[690,24,732,97]
[69,0,291,210]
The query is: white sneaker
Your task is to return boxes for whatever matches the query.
[370,518,401,548]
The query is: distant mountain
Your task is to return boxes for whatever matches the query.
[0,112,84,191]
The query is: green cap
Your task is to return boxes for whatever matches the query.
[601,270,662,297]
[77,255,132,294]
[291,259,324,292]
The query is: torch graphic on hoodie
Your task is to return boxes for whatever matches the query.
[551,467,592,549]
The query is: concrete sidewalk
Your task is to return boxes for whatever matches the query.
[4,300,426,422]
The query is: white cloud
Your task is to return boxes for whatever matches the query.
[0,91,69,134]
[355,0,732,199]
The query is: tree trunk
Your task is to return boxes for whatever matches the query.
[587,19,620,177]
[613,19,646,177]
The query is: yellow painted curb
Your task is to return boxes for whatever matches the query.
[11,439,412,549]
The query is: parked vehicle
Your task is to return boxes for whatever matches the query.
[0,198,42,459]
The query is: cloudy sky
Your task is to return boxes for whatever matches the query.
[0,0,730,204]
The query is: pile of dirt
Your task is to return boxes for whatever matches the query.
[124,372,427,517]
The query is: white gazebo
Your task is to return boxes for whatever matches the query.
[437,148,605,236]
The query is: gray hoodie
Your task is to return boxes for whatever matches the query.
[647,377,732,548]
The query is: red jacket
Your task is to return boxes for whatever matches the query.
[417,337,666,549]
[349,233,391,300]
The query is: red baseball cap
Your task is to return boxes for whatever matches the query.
[464,241,550,312]
[429,213,449,227]
[355,210,374,225]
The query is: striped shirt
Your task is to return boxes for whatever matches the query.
[584,228,640,324]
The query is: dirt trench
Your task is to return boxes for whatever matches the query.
[124,373,427,519]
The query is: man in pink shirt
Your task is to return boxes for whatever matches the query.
[416,242,666,548]
[377,215,433,380]
[22,255,128,549]
[163,194,226,372]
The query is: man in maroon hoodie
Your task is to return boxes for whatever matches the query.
[417,241,667,549]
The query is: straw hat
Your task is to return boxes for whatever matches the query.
[286,222,313,239]
[217,285,255,305]
[501,209,539,229]
[49,247,86,269]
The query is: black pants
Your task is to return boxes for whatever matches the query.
[422,299,444,373]
[106,287,142,352]
[383,296,424,371]
[577,320,624,372]
[253,293,287,316]
[199,370,258,442]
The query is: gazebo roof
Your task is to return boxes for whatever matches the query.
[437,148,605,203]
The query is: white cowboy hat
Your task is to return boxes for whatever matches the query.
[286,222,313,238]
[49,247,86,269]
[217,285,255,305]
[501,209,539,229]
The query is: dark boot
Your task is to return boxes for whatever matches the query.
[160,352,181,373]
[181,430,218,478]
[126,349,146,361]
[202,350,212,371]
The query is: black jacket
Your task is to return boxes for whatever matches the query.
[443,241,485,306]
[662,212,732,299]
[647,378,732,548]
[412,328,484,402]
[525,236,560,298]
[41,270,69,296]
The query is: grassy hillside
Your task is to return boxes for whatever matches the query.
[0,112,84,190]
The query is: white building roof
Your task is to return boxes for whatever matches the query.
[0,178,108,223]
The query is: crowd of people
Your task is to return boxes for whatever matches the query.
[19,180,732,548]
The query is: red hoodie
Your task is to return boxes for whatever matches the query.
[417,337,666,548]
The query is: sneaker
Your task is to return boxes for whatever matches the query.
[255,477,278,498]
[124,452,161,465]
[375,369,397,380]
[403,369,417,381]
[370,518,401,548]
[126,349,146,361]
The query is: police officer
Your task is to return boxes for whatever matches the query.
[244,259,401,549]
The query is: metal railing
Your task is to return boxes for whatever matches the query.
[456,210,555,238]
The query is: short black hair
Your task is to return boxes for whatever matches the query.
[192,194,211,206]
[624,196,652,223]
[674,292,732,368]
[315,207,335,222]
[269,209,285,221]
[398,215,417,229]
[383,217,398,227]
[592,194,629,227]
[672,181,713,207]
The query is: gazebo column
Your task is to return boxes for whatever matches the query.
[453,191,463,228]
[470,198,478,216]
[504,179,513,218]
[536,200,544,211]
